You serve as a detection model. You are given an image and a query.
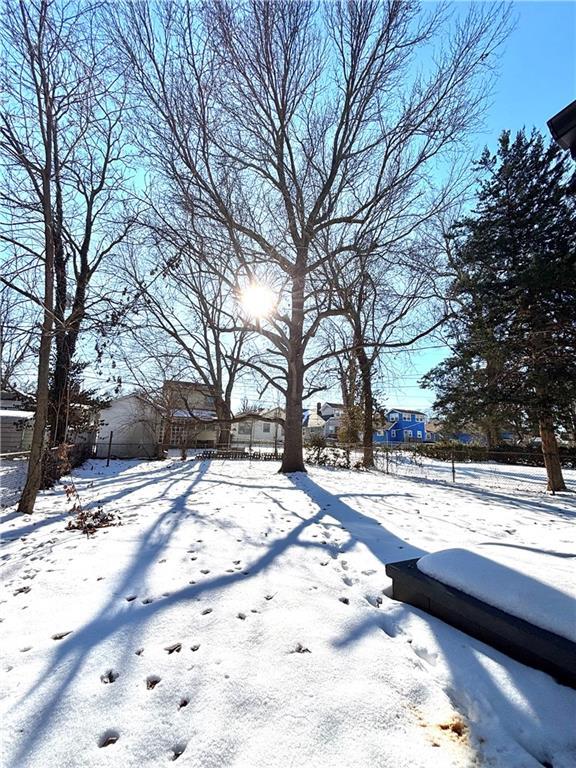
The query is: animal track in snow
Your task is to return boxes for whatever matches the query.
[200,569,210,574]
[100,669,120,684]
[146,674,161,689]
[98,729,120,747]
[165,643,182,654]
[190,644,200,652]
[170,742,187,760]
[51,631,72,640]
[412,642,438,666]
[237,613,246,620]
[141,597,154,605]
[201,608,212,615]
[125,595,137,603]
[290,643,311,654]
[178,698,189,709]
[364,594,382,608]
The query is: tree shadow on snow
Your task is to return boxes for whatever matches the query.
[9,464,574,767]
[291,474,575,767]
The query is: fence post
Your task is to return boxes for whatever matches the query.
[386,449,389,475]
[451,450,455,483]
[106,431,114,468]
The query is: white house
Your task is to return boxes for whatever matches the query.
[0,389,34,454]
[96,382,220,459]
[95,395,161,458]
[231,406,285,450]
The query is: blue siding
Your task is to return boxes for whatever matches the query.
[374,410,427,444]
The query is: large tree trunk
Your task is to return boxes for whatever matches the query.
[355,344,374,468]
[280,270,306,473]
[18,178,55,514]
[539,411,566,492]
[215,398,232,449]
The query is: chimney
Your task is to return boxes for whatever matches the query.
[316,402,322,416]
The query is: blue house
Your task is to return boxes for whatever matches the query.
[373,408,427,444]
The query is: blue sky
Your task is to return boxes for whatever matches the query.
[376,0,576,415]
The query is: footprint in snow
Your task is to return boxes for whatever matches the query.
[170,743,187,761]
[191,644,200,652]
[100,669,120,684]
[200,569,210,574]
[290,643,311,654]
[51,631,72,640]
[339,596,350,605]
[142,597,154,605]
[365,595,382,608]
[165,643,182,654]
[237,612,246,620]
[201,608,212,615]
[98,730,120,748]
[146,675,161,689]
[125,595,137,602]
[178,698,189,709]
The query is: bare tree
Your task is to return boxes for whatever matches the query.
[1,0,132,491]
[120,205,253,448]
[321,233,448,466]
[111,0,510,472]
[0,288,38,390]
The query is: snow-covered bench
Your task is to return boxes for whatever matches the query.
[385,548,576,688]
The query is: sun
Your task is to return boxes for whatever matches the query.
[240,283,277,322]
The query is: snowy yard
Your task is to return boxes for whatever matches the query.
[1,458,575,768]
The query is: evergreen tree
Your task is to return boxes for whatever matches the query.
[423,129,576,491]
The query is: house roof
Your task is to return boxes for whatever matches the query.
[0,409,34,420]
[387,408,426,416]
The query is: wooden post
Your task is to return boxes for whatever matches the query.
[106,431,114,467]
[451,451,455,483]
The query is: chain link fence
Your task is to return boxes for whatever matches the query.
[304,443,576,494]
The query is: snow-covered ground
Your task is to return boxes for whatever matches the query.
[1,458,575,768]
[373,451,576,493]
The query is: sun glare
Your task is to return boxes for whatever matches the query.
[240,283,277,321]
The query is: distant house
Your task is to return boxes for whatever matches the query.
[0,389,34,453]
[161,380,218,448]
[315,402,345,440]
[231,406,285,450]
[96,381,218,459]
[425,418,444,443]
[302,409,327,442]
[95,394,161,458]
[373,408,427,444]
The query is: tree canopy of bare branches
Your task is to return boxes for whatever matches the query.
[110,0,510,472]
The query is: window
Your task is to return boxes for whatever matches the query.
[416,414,425,422]
[262,423,271,433]
[403,429,411,441]
[391,430,396,437]
[204,396,215,407]
[238,423,252,435]
[389,413,399,422]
